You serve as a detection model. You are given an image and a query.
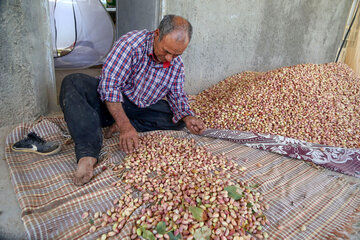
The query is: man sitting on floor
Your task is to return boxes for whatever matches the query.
[59,15,206,186]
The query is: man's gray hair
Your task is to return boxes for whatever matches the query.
[158,15,193,41]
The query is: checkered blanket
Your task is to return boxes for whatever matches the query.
[5,116,360,239]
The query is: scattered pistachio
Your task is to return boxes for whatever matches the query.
[190,63,360,148]
[89,134,270,239]
[301,225,307,231]
[81,211,89,219]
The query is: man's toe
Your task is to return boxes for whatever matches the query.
[82,173,92,185]
[74,176,84,186]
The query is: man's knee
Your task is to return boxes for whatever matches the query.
[61,74,99,98]
[61,73,94,90]
[60,73,82,97]
[60,74,91,109]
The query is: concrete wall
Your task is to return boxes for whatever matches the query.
[116,0,160,39]
[0,0,56,127]
[0,0,352,126]
[161,0,352,94]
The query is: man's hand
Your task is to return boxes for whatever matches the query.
[118,122,139,154]
[183,116,206,135]
[105,101,139,154]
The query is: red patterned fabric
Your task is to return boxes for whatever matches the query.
[202,129,360,178]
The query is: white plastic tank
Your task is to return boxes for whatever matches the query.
[48,0,115,69]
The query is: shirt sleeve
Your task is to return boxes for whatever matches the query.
[167,69,195,123]
[97,39,133,103]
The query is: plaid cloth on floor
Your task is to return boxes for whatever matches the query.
[5,116,360,239]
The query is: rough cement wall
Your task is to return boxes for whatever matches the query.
[0,0,56,127]
[161,0,352,94]
[116,0,160,39]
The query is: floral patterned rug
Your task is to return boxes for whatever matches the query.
[202,129,360,178]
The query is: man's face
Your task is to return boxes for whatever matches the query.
[153,29,189,63]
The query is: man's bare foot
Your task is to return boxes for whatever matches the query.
[104,123,119,139]
[74,157,97,186]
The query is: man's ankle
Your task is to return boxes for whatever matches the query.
[78,157,97,166]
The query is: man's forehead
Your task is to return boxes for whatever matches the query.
[162,38,188,55]
[165,30,189,43]
[162,46,181,56]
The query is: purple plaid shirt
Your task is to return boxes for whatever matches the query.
[97,30,194,123]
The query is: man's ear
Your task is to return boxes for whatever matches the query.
[154,29,161,41]
[154,29,160,37]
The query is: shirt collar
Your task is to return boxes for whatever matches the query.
[147,31,172,69]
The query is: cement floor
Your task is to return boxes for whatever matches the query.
[0,125,26,240]
[0,121,359,240]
